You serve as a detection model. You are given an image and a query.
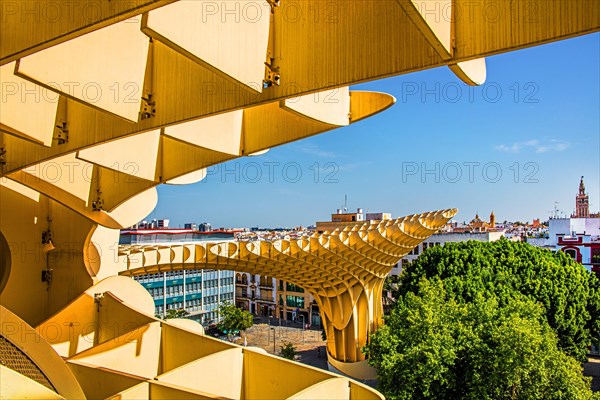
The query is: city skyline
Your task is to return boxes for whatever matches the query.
[151,33,599,229]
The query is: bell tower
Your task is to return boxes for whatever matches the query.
[574,176,590,218]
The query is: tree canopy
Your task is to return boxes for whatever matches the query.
[364,278,596,400]
[365,240,600,399]
[280,342,297,360]
[217,302,254,334]
[398,239,600,361]
[161,308,188,320]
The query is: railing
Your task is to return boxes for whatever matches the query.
[258,283,273,289]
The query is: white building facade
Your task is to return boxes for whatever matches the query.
[547,218,600,273]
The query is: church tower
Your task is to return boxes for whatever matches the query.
[489,211,496,227]
[574,176,590,218]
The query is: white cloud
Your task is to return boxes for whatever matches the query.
[494,138,571,154]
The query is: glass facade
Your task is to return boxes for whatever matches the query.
[133,269,235,326]
[286,295,305,308]
[286,283,304,293]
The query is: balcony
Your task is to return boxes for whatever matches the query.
[256,296,275,303]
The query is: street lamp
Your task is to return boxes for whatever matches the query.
[270,327,276,353]
[298,314,305,344]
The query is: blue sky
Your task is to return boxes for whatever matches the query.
[152,33,599,228]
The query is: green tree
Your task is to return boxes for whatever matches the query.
[161,308,188,320]
[587,272,600,346]
[280,341,297,360]
[364,279,595,400]
[399,239,600,361]
[217,302,253,334]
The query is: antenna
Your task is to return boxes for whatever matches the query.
[548,203,557,219]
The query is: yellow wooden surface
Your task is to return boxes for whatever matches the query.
[0,62,57,146]
[16,19,150,121]
[1,1,597,175]
[0,0,174,64]
[0,306,85,399]
[157,348,244,399]
[449,58,487,86]
[0,366,64,400]
[287,378,350,400]
[144,1,271,91]
[67,361,146,400]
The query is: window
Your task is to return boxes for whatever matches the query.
[286,283,304,293]
[564,249,577,260]
[286,295,304,308]
[408,246,419,256]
